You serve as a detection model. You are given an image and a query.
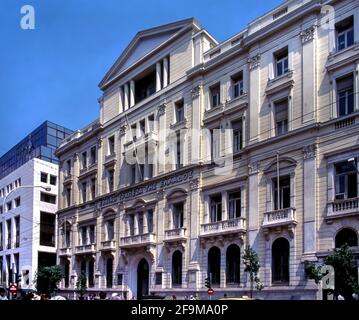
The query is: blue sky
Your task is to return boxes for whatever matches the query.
[0,0,283,156]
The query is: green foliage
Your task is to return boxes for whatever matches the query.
[76,271,88,298]
[35,265,64,294]
[325,244,359,298]
[242,246,264,297]
[304,261,323,284]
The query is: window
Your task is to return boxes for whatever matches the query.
[232,72,244,98]
[106,220,114,241]
[6,201,12,211]
[6,220,11,249]
[273,7,288,20]
[231,120,242,153]
[90,178,96,200]
[274,48,289,77]
[66,159,72,176]
[211,128,221,161]
[273,176,291,210]
[129,215,135,236]
[172,251,182,287]
[130,165,136,185]
[63,222,71,248]
[274,99,288,136]
[226,244,240,285]
[88,260,94,288]
[89,225,95,244]
[208,246,221,286]
[49,175,57,186]
[139,164,145,182]
[0,205,2,214]
[14,197,21,208]
[106,257,113,288]
[210,194,222,222]
[108,169,114,193]
[148,114,155,132]
[108,135,115,155]
[176,133,182,169]
[335,228,358,248]
[40,172,48,183]
[155,272,162,285]
[147,209,153,233]
[0,222,3,250]
[175,100,184,123]
[40,212,55,247]
[172,202,184,229]
[335,161,357,200]
[81,151,87,169]
[40,192,56,204]
[139,119,146,137]
[336,16,354,51]
[228,191,241,219]
[336,74,354,117]
[15,216,20,248]
[272,237,289,284]
[131,124,137,141]
[81,181,87,203]
[210,83,220,108]
[65,187,71,207]
[81,226,87,245]
[90,146,97,165]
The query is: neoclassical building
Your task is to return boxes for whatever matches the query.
[55,0,359,300]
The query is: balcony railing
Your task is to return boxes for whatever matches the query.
[75,243,96,254]
[164,228,186,242]
[327,197,359,218]
[120,233,156,247]
[262,208,296,227]
[200,217,246,237]
[101,239,116,251]
[59,247,72,256]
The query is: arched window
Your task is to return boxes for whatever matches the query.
[226,244,240,285]
[106,257,113,288]
[208,246,221,287]
[88,260,94,288]
[335,228,358,248]
[272,237,289,284]
[172,251,182,287]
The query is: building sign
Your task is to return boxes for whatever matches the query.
[97,170,194,209]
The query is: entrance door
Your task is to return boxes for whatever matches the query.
[137,258,149,300]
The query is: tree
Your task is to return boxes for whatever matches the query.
[304,261,323,284]
[35,265,64,295]
[242,246,264,298]
[325,244,359,299]
[76,271,88,300]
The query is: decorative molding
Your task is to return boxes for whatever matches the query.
[119,124,127,136]
[248,161,259,175]
[73,153,79,162]
[303,144,316,160]
[300,25,316,44]
[156,189,165,201]
[190,178,200,191]
[248,54,261,70]
[191,85,202,99]
[158,103,167,116]
[97,138,103,148]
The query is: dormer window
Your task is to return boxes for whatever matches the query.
[274,47,289,77]
[210,83,220,109]
[232,72,244,98]
[336,16,354,52]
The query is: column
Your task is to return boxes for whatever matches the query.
[124,83,129,110]
[143,211,148,234]
[130,80,135,108]
[248,54,261,144]
[355,62,359,111]
[248,162,259,251]
[134,213,139,236]
[221,191,228,221]
[163,57,168,88]
[189,179,200,273]
[327,163,335,216]
[303,145,316,255]
[191,85,202,164]
[156,62,162,92]
[119,87,124,113]
[157,104,166,174]
[242,111,247,148]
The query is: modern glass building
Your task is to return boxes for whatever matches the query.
[0,121,73,179]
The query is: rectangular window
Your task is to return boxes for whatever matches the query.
[40,192,56,204]
[49,175,57,186]
[106,220,114,240]
[210,83,221,108]
[89,225,95,244]
[275,99,288,136]
[335,160,357,199]
[108,135,115,155]
[273,176,291,210]
[90,146,97,165]
[210,194,222,222]
[65,187,71,207]
[138,212,144,235]
[175,100,184,123]
[275,48,289,77]
[172,202,184,229]
[81,181,87,203]
[337,74,354,117]
[336,16,354,51]
[66,159,72,176]
[147,209,153,233]
[91,178,96,200]
[6,201,12,211]
[129,215,135,236]
[15,216,20,248]
[81,226,87,245]
[139,164,145,182]
[108,169,114,193]
[14,197,21,208]
[40,172,48,183]
[0,205,3,214]
[40,212,55,247]
[228,191,241,219]
[6,220,11,249]
[81,151,87,169]
[130,165,136,185]
[232,119,243,153]
[232,72,244,98]
[139,119,146,137]
[176,133,182,169]
[148,114,155,132]
[131,124,137,141]
[155,272,162,285]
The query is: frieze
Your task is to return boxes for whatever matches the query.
[300,25,316,44]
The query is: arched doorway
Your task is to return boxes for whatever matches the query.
[226,244,240,285]
[208,246,221,287]
[137,259,149,300]
[106,257,113,288]
[272,237,289,284]
[335,228,358,248]
[172,251,182,287]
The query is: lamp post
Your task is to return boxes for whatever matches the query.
[1,185,52,289]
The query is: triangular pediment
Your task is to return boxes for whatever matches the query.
[99,18,201,89]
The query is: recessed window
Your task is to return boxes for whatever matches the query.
[210,83,221,109]
[336,74,354,117]
[228,191,241,219]
[231,119,243,153]
[131,124,137,141]
[81,181,87,203]
[50,175,57,186]
[66,159,72,177]
[139,119,146,137]
[14,197,21,208]
[107,169,114,193]
[40,212,55,247]
[65,187,71,207]
[108,135,115,155]
[175,100,184,123]
[274,99,288,136]
[91,178,96,200]
[210,194,222,222]
[336,16,354,51]
[272,175,291,210]
[6,201,12,211]
[172,202,184,229]
[90,146,97,165]
[335,160,357,200]
[40,192,56,204]
[232,72,244,98]
[176,133,182,170]
[274,47,289,77]
[81,151,87,169]
[40,172,48,183]
[273,7,288,20]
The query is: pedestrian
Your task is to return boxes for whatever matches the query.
[172,295,176,300]
[0,289,8,300]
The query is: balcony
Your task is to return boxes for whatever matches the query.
[75,243,96,255]
[326,197,359,220]
[164,228,187,243]
[79,163,97,179]
[262,208,297,228]
[327,42,359,72]
[265,70,294,96]
[59,247,72,257]
[200,217,246,238]
[104,153,117,167]
[100,239,116,251]
[63,174,73,185]
[124,131,158,154]
[120,233,156,248]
